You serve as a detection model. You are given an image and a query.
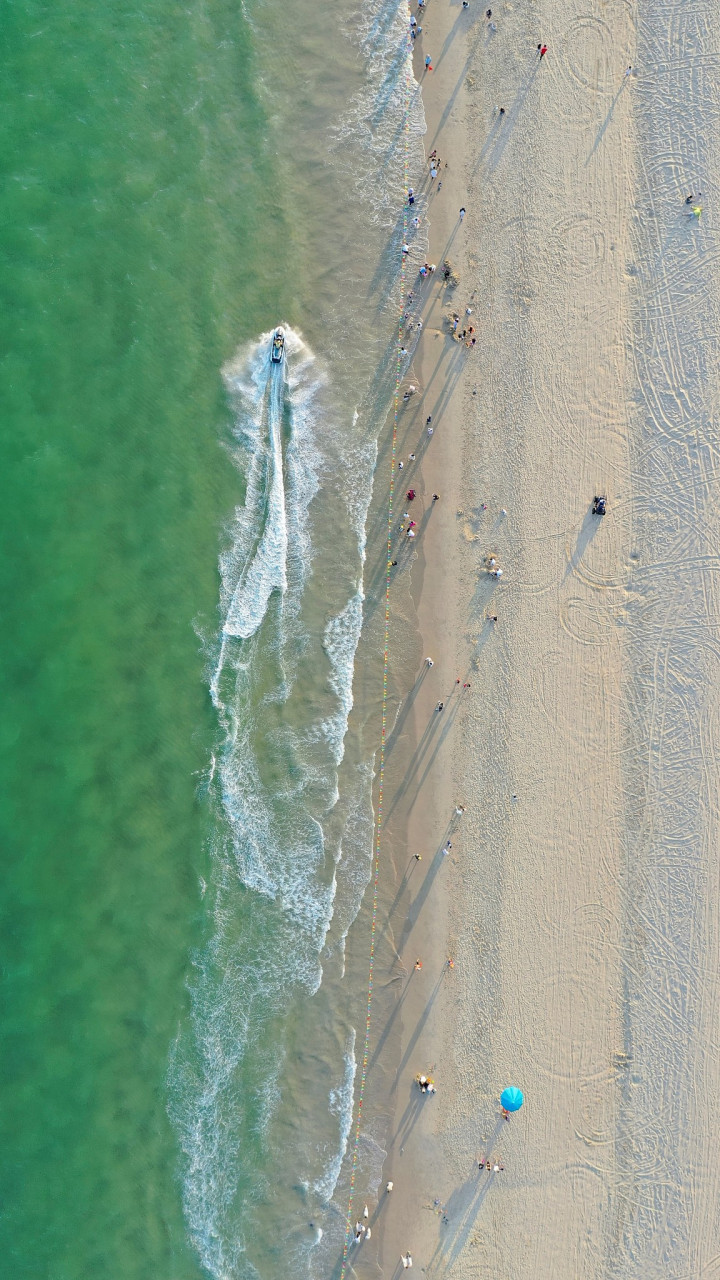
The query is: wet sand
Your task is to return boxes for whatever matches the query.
[346,0,720,1275]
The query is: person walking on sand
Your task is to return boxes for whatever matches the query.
[425,54,432,71]
[459,207,466,221]
[538,43,547,57]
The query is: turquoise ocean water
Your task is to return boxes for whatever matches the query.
[0,1,424,1276]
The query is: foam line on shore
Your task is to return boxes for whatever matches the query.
[337,25,416,1275]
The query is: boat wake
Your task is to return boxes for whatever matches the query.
[169,327,376,1280]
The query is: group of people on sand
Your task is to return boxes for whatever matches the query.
[415,1073,437,1094]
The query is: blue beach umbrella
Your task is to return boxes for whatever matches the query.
[500,1086,524,1112]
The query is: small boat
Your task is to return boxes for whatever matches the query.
[270,327,285,364]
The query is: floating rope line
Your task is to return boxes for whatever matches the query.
[338,27,415,1279]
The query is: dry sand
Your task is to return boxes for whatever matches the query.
[346,0,720,1276]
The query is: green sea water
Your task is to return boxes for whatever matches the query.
[0,0,423,1273]
[0,3,289,1275]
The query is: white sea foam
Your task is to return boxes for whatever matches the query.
[220,337,288,642]
[329,758,376,956]
[332,3,425,226]
[319,588,364,766]
[313,1030,357,1204]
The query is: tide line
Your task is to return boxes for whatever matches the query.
[338,29,415,1279]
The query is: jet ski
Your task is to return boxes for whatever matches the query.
[592,495,607,516]
[270,328,285,364]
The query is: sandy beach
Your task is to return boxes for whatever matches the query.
[343,0,720,1276]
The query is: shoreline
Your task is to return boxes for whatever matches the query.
[343,2,479,1271]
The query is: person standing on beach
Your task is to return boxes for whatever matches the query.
[425,54,433,72]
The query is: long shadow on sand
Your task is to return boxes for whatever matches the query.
[564,506,601,580]
[473,61,540,174]
[585,80,627,166]
[393,1074,438,1147]
[384,665,431,756]
[393,966,449,1089]
[390,695,463,818]
[367,951,421,1071]
[384,696,461,821]
[428,1118,507,1272]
